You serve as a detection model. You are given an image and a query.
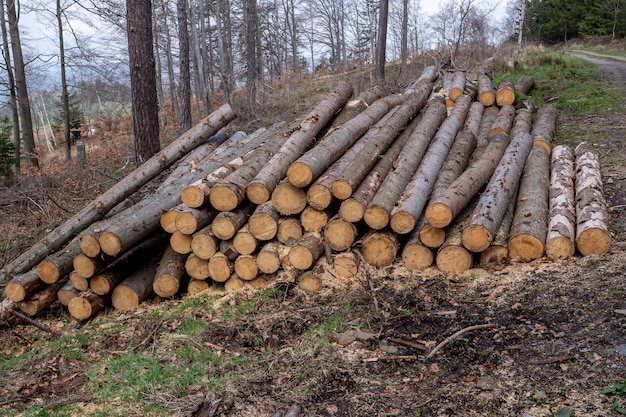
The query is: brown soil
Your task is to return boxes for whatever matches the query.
[1,53,625,417]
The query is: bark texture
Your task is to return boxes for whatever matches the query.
[546,145,576,260]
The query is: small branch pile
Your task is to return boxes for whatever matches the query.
[1,67,612,322]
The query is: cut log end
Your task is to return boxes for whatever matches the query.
[419,224,446,248]
[288,246,315,270]
[249,215,279,241]
[333,254,358,278]
[187,279,211,295]
[390,211,416,235]
[478,91,495,107]
[191,234,217,259]
[425,203,453,229]
[5,281,26,302]
[246,182,271,205]
[287,162,314,188]
[180,185,206,208]
[153,274,181,298]
[436,245,473,273]
[209,184,241,212]
[576,228,612,256]
[90,275,112,295]
[331,179,353,200]
[272,182,307,215]
[160,210,179,233]
[68,297,94,320]
[461,225,493,253]
[111,285,140,311]
[224,274,245,291]
[234,255,259,281]
[307,184,333,211]
[301,207,328,233]
[324,219,356,252]
[361,232,399,267]
[277,218,303,244]
[402,243,434,271]
[212,217,237,241]
[339,199,364,223]
[479,245,508,266]
[298,272,323,293]
[208,254,232,282]
[79,235,101,258]
[545,237,576,260]
[72,254,97,279]
[363,206,390,230]
[170,232,193,255]
[99,231,122,256]
[508,234,545,261]
[70,271,89,292]
[37,261,60,284]
[233,232,257,256]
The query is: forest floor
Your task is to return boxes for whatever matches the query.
[0,47,625,417]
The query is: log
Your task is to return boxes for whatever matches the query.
[232,225,258,255]
[234,255,259,281]
[301,207,330,233]
[209,122,290,211]
[326,85,383,130]
[531,103,558,154]
[509,108,533,139]
[390,95,474,234]
[436,203,475,273]
[288,233,324,270]
[67,290,109,320]
[224,274,245,291]
[462,132,534,253]
[248,276,269,289]
[333,253,359,278]
[191,225,218,259]
[277,217,303,245]
[545,145,576,260]
[324,216,358,252]
[331,87,434,200]
[160,208,181,233]
[287,93,406,188]
[256,241,291,274]
[487,104,516,138]
[0,105,235,281]
[405,66,439,94]
[507,145,551,260]
[298,271,323,293]
[175,206,217,235]
[401,236,434,271]
[272,180,308,215]
[361,231,399,267]
[208,252,234,283]
[57,281,80,306]
[307,107,399,210]
[73,253,116,279]
[212,202,256,240]
[363,97,447,229]
[475,106,499,150]
[477,71,495,106]
[37,241,83,284]
[187,279,211,295]
[574,142,611,255]
[449,71,466,101]
[479,181,519,266]
[248,202,281,241]
[70,270,89,292]
[19,278,68,316]
[417,219,446,249]
[111,259,159,311]
[246,81,353,204]
[495,79,515,106]
[5,269,46,302]
[153,246,188,297]
[170,231,193,255]
[185,254,211,280]
[79,235,101,258]
[514,75,535,96]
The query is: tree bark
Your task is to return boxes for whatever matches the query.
[212,202,256,240]
[390,95,473,234]
[477,71,495,106]
[531,103,558,154]
[246,81,353,204]
[19,277,67,315]
[495,79,515,106]
[288,233,324,270]
[68,290,108,320]
[364,97,447,230]
[325,85,383,132]
[177,0,192,131]
[488,104,516,138]
[545,145,576,260]
[111,259,159,311]
[4,269,45,302]
[361,231,399,267]
[153,246,188,297]
[248,202,281,241]
[449,71,466,101]
[191,225,218,259]
[57,281,80,306]
[510,108,533,139]
[507,146,551,261]
[574,142,611,255]
[514,76,535,96]
[37,241,83,284]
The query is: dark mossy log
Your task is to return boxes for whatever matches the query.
[175,205,217,235]
[307,107,399,210]
[73,253,117,279]
[153,246,188,297]
[507,146,551,261]
[287,93,407,188]
[333,252,358,278]
[531,103,558,154]
[402,233,434,271]
[546,145,576,260]
[424,133,512,229]
[234,255,259,281]
[272,180,308,215]
[509,108,533,139]
[191,224,218,259]
[325,85,383,131]
[462,132,534,253]
[18,278,68,316]
[79,235,101,258]
[495,79,515,106]
[187,279,211,295]
[224,274,245,291]
[301,207,331,233]
[363,97,447,229]
[248,202,280,241]
[70,270,89,292]
[0,105,235,281]
[185,253,211,280]
[390,95,474,234]
[324,216,359,252]
[339,113,422,223]
[111,259,159,311]
[330,90,433,200]
[208,252,235,283]
[487,104,516,138]
[288,232,325,270]
[170,231,193,254]
[232,225,258,255]
[477,71,495,106]
[246,81,353,205]
[209,122,291,211]
[479,181,519,266]
[574,142,612,256]
[68,290,109,320]
[361,231,400,267]
[514,76,535,96]
[449,71,466,101]
[57,281,81,306]
[37,241,83,284]
[257,241,292,274]
[94,130,272,258]
[212,202,256,240]
[277,217,303,245]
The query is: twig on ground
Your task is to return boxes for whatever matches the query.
[426,323,496,360]
[353,249,380,315]
[7,308,59,336]
[133,319,164,351]
[363,355,418,362]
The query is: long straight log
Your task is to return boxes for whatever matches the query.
[477,71,495,106]
[363,97,447,229]
[288,233,324,270]
[574,142,612,255]
[246,81,353,205]
[545,145,576,260]
[531,103,558,154]
[509,108,533,139]
[37,241,83,284]
[488,105,516,138]
[5,269,46,302]
[111,259,159,311]
[212,202,256,240]
[0,105,235,281]
[153,246,188,297]
[462,132,534,253]
[495,79,515,106]
[19,278,68,316]
[514,76,535,96]
[479,181,519,266]
[390,95,474,234]
[449,71,466,101]
[287,94,406,188]
[507,146,551,260]
[68,290,109,320]
[326,85,383,131]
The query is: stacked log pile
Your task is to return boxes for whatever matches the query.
[0,69,613,322]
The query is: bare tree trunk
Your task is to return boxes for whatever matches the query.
[374,0,388,81]
[57,0,71,162]
[177,0,192,131]
[245,0,259,108]
[0,0,20,174]
[545,145,576,260]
